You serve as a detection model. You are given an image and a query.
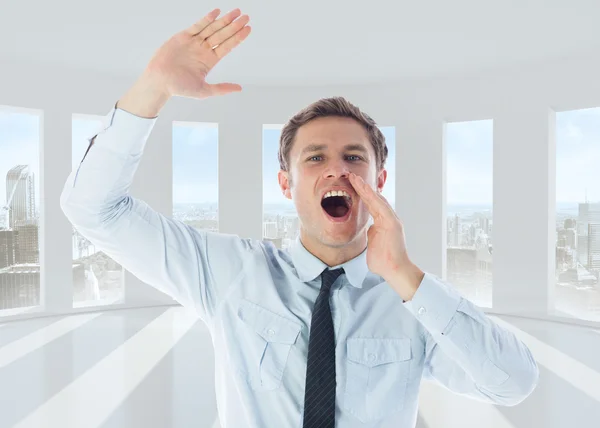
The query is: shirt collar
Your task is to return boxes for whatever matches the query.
[289,235,369,288]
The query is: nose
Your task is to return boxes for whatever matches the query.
[323,159,351,179]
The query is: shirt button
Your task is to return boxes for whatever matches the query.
[267,329,275,336]
[368,353,376,361]
[418,306,427,316]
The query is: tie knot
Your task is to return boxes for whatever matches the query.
[320,267,345,292]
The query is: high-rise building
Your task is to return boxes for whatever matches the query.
[479,217,490,234]
[15,224,39,264]
[0,230,17,269]
[0,264,40,309]
[286,216,300,241]
[1,166,39,309]
[6,165,36,230]
[263,222,278,239]
[588,223,600,271]
[453,214,460,247]
[565,218,576,230]
[577,203,600,266]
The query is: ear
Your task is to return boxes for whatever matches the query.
[377,168,387,193]
[278,170,292,200]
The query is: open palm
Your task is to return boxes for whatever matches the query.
[146,8,251,99]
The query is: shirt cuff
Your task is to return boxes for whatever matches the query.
[93,101,159,155]
[404,272,462,336]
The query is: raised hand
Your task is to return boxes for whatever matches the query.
[348,172,424,301]
[145,8,251,99]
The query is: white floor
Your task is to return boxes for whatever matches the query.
[0,306,599,428]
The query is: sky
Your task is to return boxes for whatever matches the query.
[172,122,219,204]
[556,107,600,203]
[1,107,599,208]
[446,119,493,205]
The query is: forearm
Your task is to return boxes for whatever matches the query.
[116,71,171,119]
[409,276,539,405]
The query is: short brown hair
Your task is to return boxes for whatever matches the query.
[278,96,388,173]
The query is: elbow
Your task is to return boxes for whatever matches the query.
[494,360,540,407]
[60,186,87,227]
[60,187,113,230]
[60,175,128,230]
[59,187,73,219]
[513,360,540,406]
[59,173,81,222]
[60,187,76,224]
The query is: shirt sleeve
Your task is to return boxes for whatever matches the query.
[60,103,253,325]
[404,273,540,406]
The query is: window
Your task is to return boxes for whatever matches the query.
[172,122,219,232]
[72,116,124,307]
[379,126,396,210]
[261,124,395,251]
[555,108,600,322]
[0,108,41,314]
[262,125,294,250]
[445,120,493,308]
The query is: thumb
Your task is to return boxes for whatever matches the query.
[205,82,242,97]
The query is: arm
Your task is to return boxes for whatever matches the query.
[61,101,251,324]
[345,141,539,405]
[62,8,252,322]
[405,274,539,406]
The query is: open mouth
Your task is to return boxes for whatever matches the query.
[321,195,352,221]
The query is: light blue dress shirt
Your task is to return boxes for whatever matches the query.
[60,105,539,428]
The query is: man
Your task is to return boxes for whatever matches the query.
[60,7,539,428]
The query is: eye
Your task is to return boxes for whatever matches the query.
[308,155,322,161]
[347,155,362,161]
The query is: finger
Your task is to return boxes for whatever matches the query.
[206,14,250,48]
[349,173,392,219]
[204,82,243,97]
[349,173,379,214]
[185,9,221,36]
[197,8,242,43]
[213,25,252,60]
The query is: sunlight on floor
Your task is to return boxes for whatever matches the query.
[12,307,197,428]
[0,313,102,368]
[492,317,600,402]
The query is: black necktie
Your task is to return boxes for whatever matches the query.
[302,267,345,428]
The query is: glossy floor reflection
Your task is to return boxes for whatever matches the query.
[0,306,599,428]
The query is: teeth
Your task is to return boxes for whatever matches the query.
[323,190,351,200]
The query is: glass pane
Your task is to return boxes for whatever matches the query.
[380,126,396,210]
[262,126,294,250]
[0,109,41,315]
[172,122,219,232]
[72,117,124,307]
[555,107,600,322]
[446,120,493,308]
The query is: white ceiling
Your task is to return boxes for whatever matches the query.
[2,0,600,85]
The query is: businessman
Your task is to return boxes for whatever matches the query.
[60,8,539,427]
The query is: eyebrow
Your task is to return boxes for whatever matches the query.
[300,143,370,157]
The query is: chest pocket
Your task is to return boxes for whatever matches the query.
[237,300,302,391]
[343,337,413,423]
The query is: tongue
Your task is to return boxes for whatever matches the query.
[324,204,349,218]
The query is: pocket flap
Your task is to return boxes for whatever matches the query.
[347,337,412,367]
[238,300,302,344]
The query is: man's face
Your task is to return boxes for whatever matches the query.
[278,116,387,248]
